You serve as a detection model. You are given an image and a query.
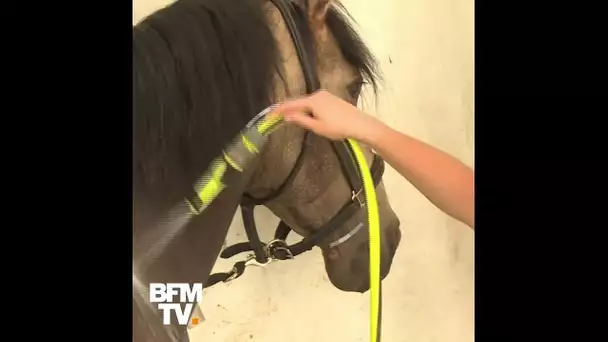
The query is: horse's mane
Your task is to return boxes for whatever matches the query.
[133,0,379,210]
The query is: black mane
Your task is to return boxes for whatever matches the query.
[133,0,379,210]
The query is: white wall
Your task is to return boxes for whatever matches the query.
[133,0,474,341]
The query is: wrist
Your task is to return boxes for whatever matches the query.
[357,117,389,147]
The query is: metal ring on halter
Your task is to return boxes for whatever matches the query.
[266,239,294,260]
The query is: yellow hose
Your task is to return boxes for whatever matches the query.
[346,138,381,342]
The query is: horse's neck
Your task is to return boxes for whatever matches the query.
[134,168,258,288]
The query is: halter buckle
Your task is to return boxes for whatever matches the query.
[266,239,294,260]
[352,189,365,208]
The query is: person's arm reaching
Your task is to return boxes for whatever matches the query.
[273,90,474,229]
[363,120,474,229]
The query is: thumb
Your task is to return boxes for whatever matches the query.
[283,111,321,132]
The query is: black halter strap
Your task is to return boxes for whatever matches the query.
[272,0,320,93]
[205,0,386,288]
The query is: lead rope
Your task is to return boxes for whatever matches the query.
[346,138,382,342]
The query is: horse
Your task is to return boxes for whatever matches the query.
[132,0,402,340]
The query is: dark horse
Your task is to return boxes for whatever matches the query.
[133,0,401,340]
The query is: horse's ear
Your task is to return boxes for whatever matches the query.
[293,0,332,25]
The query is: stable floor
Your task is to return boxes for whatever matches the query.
[133,0,474,341]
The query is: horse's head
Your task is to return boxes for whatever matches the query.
[133,0,401,339]
[245,0,401,293]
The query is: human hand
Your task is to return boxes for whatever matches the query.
[273,90,383,142]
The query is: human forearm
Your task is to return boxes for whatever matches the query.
[363,120,475,229]
[275,91,475,228]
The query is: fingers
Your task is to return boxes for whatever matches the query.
[273,97,313,116]
[273,90,326,116]
[283,111,321,132]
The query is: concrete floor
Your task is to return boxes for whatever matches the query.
[133,0,474,341]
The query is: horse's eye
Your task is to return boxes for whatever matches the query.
[346,77,365,102]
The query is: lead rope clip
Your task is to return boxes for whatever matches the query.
[352,189,366,208]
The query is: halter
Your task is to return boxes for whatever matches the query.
[204,3,385,340]
[134,1,384,340]
[206,0,385,286]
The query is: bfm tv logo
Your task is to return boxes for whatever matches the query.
[150,283,203,326]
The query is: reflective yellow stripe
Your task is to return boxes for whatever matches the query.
[195,159,227,205]
[241,134,259,154]
[257,115,283,135]
[347,139,381,342]
[199,178,226,205]
[223,150,243,172]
